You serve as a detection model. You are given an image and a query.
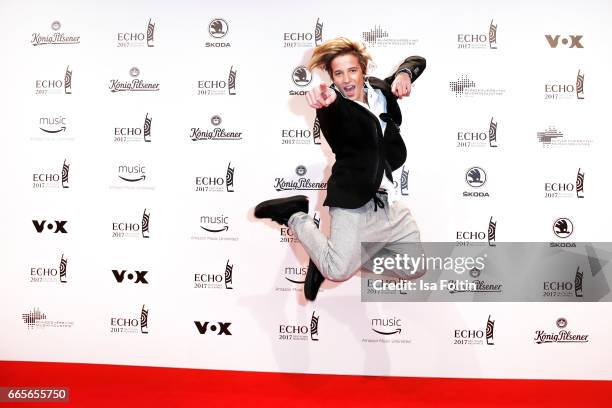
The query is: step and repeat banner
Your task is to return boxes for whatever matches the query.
[2,0,612,380]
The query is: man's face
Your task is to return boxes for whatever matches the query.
[330,53,365,102]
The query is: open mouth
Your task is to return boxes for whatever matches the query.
[343,85,356,96]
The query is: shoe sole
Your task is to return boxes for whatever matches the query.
[304,260,325,301]
[254,195,308,218]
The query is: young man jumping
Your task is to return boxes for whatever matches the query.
[255,37,426,301]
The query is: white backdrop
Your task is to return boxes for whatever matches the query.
[1,0,612,380]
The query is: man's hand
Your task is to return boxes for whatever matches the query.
[306,82,337,109]
[391,72,412,99]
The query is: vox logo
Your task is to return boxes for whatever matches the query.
[112,269,149,284]
[194,321,232,335]
[545,35,583,48]
[32,220,67,233]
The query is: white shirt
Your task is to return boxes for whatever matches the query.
[334,79,398,203]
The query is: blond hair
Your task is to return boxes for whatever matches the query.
[308,37,372,77]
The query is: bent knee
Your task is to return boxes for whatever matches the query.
[323,262,358,282]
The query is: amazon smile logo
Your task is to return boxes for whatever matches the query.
[119,174,146,182]
[112,164,153,190]
[191,214,238,242]
[285,275,305,284]
[372,327,402,335]
[371,317,402,336]
[40,126,66,133]
[117,163,147,188]
[118,164,146,182]
[363,317,410,344]
[35,115,72,141]
[200,215,229,233]
[200,225,229,233]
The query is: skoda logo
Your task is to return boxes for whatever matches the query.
[292,66,312,87]
[553,218,573,238]
[465,166,486,188]
[209,19,228,38]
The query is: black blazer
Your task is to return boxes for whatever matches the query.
[316,56,426,209]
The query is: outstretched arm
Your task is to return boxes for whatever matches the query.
[306,82,337,109]
[385,56,427,99]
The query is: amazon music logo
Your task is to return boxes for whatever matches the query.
[36,115,71,141]
[109,67,160,93]
[30,254,68,284]
[371,317,403,336]
[194,321,232,335]
[544,168,585,199]
[31,21,80,46]
[193,214,239,242]
[111,163,153,191]
[114,113,152,143]
[534,318,589,344]
[190,115,243,141]
[194,259,234,290]
[197,66,237,96]
[32,220,68,234]
[453,315,495,345]
[32,159,69,190]
[112,269,149,284]
[110,305,149,334]
[116,19,155,47]
[456,217,497,246]
[112,209,150,239]
[544,70,584,100]
[362,316,410,344]
[276,261,325,294]
[206,18,231,48]
[456,117,498,148]
[200,215,229,233]
[283,18,323,48]
[545,34,583,48]
[457,20,498,49]
[281,117,321,145]
[283,264,307,285]
[278,311,320,342]
[194,162,235,192]
[34,65,72,95]
[117,164,147,183]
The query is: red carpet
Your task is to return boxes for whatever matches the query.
[1,361,610,407]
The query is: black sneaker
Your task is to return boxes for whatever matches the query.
[254,195,308,226]
[304,259,325,301]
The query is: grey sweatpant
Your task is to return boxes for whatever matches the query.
[288,193,421,282]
